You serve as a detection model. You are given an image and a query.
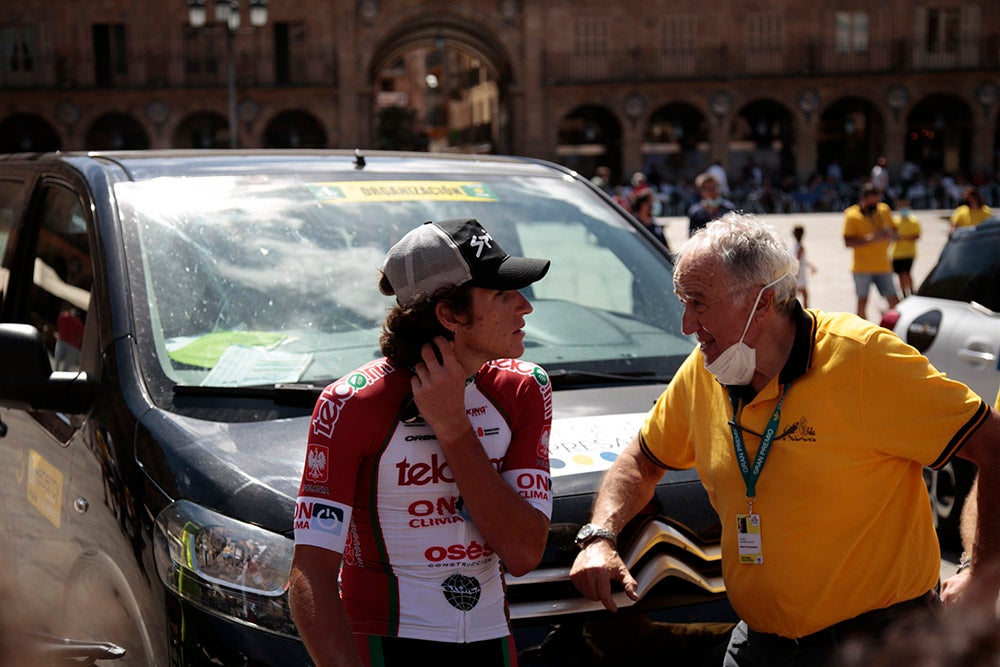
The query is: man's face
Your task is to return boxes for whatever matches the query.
[674,251,754,364]
[700,180,721,200]
[861,193,881,210]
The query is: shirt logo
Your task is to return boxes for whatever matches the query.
[784,417,817,442]
[441,573,482,611]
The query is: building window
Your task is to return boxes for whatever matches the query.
[834,11,869,54]
[274,22,306,85]
[574,18,608,57]
[92,23,127,88]
[747,13,783,52]
[925,7,959,55]
[1,27,35,73]
[660,16,696,54]
[184,26,221,84]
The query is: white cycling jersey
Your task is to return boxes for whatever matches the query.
[294,357,552,643]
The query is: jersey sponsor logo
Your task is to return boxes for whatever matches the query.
[396,453,504,486]
[408,496,464,528]
[312,379,359,438]
[467,405,488,417]
[515,470,551,502]
[488,359,553,420]
[304,444,329,483]
[425,539,494,564]
[475,426,500,438]
[441,573,482,611]
[294,498,349,536]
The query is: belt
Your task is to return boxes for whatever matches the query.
[750,590,940,646]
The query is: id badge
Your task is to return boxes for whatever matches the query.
[737,513,762,564]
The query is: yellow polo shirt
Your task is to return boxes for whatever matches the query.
[950,204,993,228]
[891,214,920,260]
[639,306,988,638]
[843,203,895,273]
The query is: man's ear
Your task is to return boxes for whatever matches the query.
[434,301,461,332]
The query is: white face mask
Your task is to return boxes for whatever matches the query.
[704,274,787,386]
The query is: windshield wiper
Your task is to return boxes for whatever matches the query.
[545,369,673,386]
[173,382,326,406]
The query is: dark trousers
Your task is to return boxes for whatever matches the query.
[723,591,940,667]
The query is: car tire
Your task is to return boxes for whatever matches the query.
[925,459,977,552]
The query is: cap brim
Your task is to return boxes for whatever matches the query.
[474,256,550,291]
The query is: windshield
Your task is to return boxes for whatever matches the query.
[115,167,693,399]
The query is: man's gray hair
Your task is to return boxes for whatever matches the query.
[674,212,800,312]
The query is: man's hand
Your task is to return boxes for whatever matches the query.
[941,568,971,605]
[569,540,638,612]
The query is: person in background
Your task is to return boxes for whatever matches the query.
[687,172,736,237]
[870,157,890,202]
[891,198,921,298]
[708,160,731,197]
[949,186,993,235]
[632,190,669,251]
[843,182,900,320]
[569,212,1000,667]
[791,225,816,307]
[289,218,553,667]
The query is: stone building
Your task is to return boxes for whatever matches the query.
[1,0,998,194]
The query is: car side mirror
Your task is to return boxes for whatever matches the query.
[0,323,98,413]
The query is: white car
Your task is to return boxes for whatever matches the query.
[880,216,1000,548]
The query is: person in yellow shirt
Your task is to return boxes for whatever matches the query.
[891,197,921,297]
[568,213,1000,667]
[949,186,993,235]
[843,183,900,320]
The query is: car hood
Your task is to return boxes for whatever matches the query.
[135,383,687,535]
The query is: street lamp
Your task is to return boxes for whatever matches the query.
[187,0,268,148]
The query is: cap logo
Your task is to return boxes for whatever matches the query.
[469,232,493,258]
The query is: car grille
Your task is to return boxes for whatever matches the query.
[507,517,724,620]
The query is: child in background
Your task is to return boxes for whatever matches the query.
[892,198,921,297]
[792,225,817,307]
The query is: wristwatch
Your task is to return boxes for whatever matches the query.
[574,523,617,549]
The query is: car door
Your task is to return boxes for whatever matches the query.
[930,303,1000,403]
[0,171,98,634]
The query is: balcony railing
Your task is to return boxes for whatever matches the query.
[543,37,1000,84]
[0,43,338,90]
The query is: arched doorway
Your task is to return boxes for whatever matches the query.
[172,111,230,148]
[556,105,623,187]
[85,112,150,150]
[818,97,884,183]
[0,114,61,152]
[732,100,795,189]
[264,110,327,148]
[642,102,708,186]
[368,16,512,155]
[906,94,973,179]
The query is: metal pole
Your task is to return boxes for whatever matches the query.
[226,27,238,148]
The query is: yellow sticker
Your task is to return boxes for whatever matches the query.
[27,449,63,528]
[308,181,498,203]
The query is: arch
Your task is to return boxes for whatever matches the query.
[0,113,61,153]
[263,110,327,148]
[905,93,973,181]
[732,99,796,188]
[365,12,514,153]
[172,111,230,149]
[818,96,884,182]
[642,102,709,185]
[556,105,623,186]
[85,112,150,150]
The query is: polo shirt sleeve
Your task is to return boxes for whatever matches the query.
[842,208,861,238]
[639,347,700,470]
[857,327,988,468]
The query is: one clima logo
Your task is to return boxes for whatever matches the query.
[441,574,481,611]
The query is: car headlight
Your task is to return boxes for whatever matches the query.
[153,500,298,638]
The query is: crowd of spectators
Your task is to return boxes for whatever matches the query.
[594,160,1000,218]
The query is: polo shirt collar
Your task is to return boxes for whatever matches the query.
[727,301,816,404]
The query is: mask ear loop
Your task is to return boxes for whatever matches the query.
[737,274,790,344]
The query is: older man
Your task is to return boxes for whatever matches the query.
[570,213,1000,666]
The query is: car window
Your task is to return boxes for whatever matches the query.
[0,179,27,312]
[115,170,693,400]
[918,228,1000,311]
[29,185,92,373]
